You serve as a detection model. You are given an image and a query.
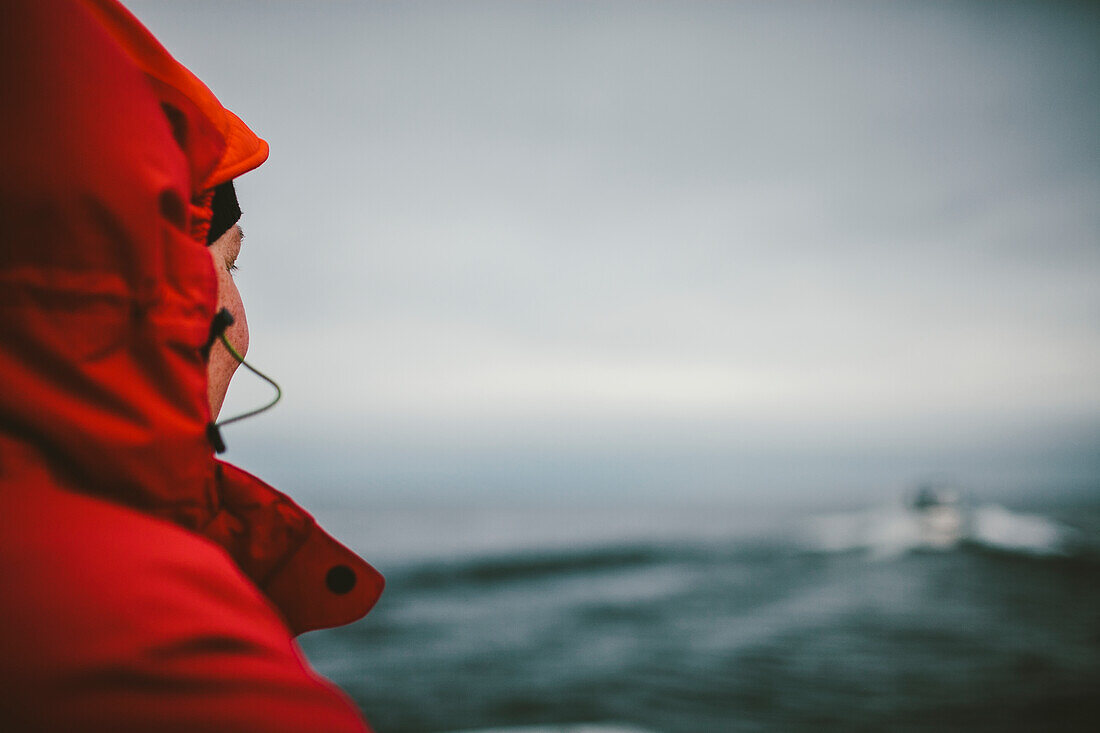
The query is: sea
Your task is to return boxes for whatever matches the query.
[299,495,1100,733]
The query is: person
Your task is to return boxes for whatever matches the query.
[0,1,383,730]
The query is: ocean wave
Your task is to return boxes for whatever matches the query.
[392,544,688,590]
[440,726,659,733]
[372,502,1095,594]
[801,503,1078,559]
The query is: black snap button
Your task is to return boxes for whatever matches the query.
[326,565,356,595]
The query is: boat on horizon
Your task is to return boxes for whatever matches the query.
[907,482,967,549]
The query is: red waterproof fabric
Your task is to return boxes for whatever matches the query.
[0,1,381,729]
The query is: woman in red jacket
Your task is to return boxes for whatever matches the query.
[0,1,382,730]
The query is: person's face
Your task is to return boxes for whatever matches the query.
[206,223,249,418]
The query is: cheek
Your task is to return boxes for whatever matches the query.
[223,279,249,359]
[213,264,249,359]
[205,244,249,418]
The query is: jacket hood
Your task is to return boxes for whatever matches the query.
[0,0,381,635]
[83,0,270,243]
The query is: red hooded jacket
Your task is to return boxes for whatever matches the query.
[0,1,382,730]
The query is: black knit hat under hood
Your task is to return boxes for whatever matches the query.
[206,180,241,245]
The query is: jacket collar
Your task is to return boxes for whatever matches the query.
[204,461,384,635]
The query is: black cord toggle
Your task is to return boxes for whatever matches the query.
[206,423,227,454]
[201,308,235,361]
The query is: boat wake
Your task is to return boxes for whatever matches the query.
[803,502,1074,559]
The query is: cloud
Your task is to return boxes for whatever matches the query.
[131,0,1100,499]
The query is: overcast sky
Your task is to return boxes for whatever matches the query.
[126,0,1099,506]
